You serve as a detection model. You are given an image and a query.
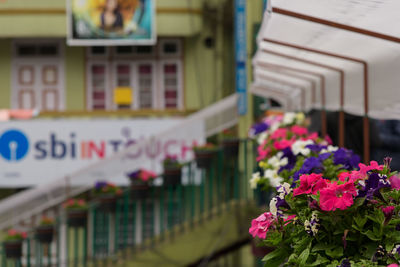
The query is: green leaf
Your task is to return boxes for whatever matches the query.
[298,248,310,266]
[262,248,288,266]
[364,230,381,241]
[312,243,336,252]
[309,254,330,266]
[325,247,343,258]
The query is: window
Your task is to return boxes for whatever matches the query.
[16,43,59,57]
[138,64,153,109]
[86,38,183,111]
[91,65,107,110]
[159,39,182,57]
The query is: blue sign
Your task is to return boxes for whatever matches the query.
[0,129,30,162]
[235,0,247,115]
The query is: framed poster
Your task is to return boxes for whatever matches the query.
[67,0,156,46]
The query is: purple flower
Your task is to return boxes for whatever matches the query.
[339,259,351,267]
[278,148,296,173]
[249,122,269,136]
[127,170,141,179]
[306,144,326,153]
[293,157,323,181]
[358,173,390,199]
[95,181,107,190]
[333,148,360,170]
[396,224,400,231]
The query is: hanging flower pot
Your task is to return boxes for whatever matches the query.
[162,155,183,186]
[63,199,88,228]
[127,169,157,200]
[193,143,218,169]
[4,240,23,259]
[3,229,27,259]
[66,209,87,228]
[36,216,54,244]
[221,129,240,156]
[92,181,123,213]
[36,225,54,244]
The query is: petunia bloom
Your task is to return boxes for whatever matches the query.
[270,128,288,140]
[319,182,357,211]
[293,174,328,196]
[291,125,308,136]
[249,212,276,239]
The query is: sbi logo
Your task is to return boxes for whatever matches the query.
[0,129,30,162]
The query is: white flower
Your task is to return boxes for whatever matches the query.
[277,182,292,196]
[269,198,278,216]
[257,132,268,145]
[291,139,314,156]
[264,169,283,187]
[269,122,280,133]
[267,153,288,169]
[320,145,338,154]
[249,172,261,189]
[282,112,296,125]
[295,113,306,124]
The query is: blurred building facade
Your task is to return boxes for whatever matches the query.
[0,0,236,114]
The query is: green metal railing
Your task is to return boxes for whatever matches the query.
[1,140,255,267]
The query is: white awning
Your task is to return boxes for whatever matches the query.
[253,0,400,119]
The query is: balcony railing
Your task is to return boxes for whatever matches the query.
[1,139,256,267]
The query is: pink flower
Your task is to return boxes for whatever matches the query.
[387,264,399,267]
[256,143,270,161]
[21,232,27,239]
[390,175,400,190]
[338,171,363,183]
[249,212,276,239]
[293,174,328,196]
[359,161,383,175]
[304,132,319,141]
[291,125,308,136]
[324,135,333,145]
[319,182,357,211]
[140,170,157,181]
[7,229,17,236]
[273,139,294,150]
[271,128,287,140]
[382,206,395,218]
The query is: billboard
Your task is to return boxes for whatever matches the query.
[0,119,204,187]
[67,0,156,46]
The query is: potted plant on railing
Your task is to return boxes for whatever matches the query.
[163,155,183,186]
[92,181,123,213]
[3,229,27,259]
[127,169,157,200]
[193,143,219,169]
[221,129,240,156]
[36,216,54,244]
[64,198,88,228]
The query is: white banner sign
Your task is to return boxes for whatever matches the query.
[0,119,204,187]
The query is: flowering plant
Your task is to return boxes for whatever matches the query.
[39,216,54,226]
[251,154,400,265]
[163,155,182,169]
[4,229,27,241]
[250,113,337,190]
[92,181,123,196]
[63,198,88,210]
[127,169,157,182]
